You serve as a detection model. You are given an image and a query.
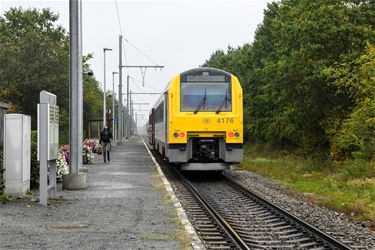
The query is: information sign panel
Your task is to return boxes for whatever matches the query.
[48,105,59,160]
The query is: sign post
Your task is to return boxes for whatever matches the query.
[38,91,59,205]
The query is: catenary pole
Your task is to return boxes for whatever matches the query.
[103,48,112,127]
[64,0,86,189]
[69,0,81,175]
[112,72,118,143]
[120,65,164,138]
[78,0,83,168]
[129,91,132,136]
[126,75,130,139]
[118,35,123,144]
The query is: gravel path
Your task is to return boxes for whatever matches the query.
[0,137,183,250]
[225,169,375,249]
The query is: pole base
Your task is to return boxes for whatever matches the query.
[62,173,87,190]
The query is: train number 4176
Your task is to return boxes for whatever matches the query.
[217,118,234,123]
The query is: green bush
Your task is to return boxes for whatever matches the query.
[342,159,375,180]
[30,131,39,189]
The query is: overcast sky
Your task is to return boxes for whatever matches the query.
[1,0,271,125]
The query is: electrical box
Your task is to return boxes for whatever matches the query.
[4,114,31,195]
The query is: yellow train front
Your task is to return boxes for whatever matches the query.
[149,67,243,171]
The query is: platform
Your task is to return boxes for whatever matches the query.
[0,136,185,249]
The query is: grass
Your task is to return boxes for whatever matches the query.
[240,143,375,226]
[0,190,35,202]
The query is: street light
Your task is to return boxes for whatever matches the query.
[112,71,118,143]
[103,47,112,128]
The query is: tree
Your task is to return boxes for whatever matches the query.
[325,44,375,160]
[0,7,106,143]
[0,7,69,129]
[204,0,375,157]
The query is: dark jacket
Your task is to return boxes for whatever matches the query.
[99,128,113,144]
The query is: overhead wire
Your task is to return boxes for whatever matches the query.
[122,37,160,66]
[114,0,129,74]
[113,0,163,122]
[115,1,160,68]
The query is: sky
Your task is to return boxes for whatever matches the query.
[1,0,272,126]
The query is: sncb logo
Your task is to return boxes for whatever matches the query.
[203,118,211,124]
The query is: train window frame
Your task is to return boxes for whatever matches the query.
[179,81,232,113]
[154,100,164,123]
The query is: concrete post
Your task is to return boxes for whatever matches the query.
[63,0,86,190]
[126,75,130,139]
[112,72,118,144]
[118,35,123,144]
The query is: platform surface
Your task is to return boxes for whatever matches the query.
[0,136,183,249]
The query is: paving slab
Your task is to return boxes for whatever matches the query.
[0,136,184,249]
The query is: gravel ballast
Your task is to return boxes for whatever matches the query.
[225,169,375,249]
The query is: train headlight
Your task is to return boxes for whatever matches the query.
[179,132,185,138]
[234,132,240,138]
[173,132,178,138]
[228,132,234,138]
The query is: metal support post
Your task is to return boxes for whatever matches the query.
[63,0,86,190]
[118,35,123,144]
[119,65,164,138]
[112,72,118,144]
[103,50,106,127]
[103,48,112,128]
[78,0,83,168]
[135,112,137,135]
[69,0,81,175]
[129,91,132,136]
[126,75,130,139]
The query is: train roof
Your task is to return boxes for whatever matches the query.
[162,67,232,93]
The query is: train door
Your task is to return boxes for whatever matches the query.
[148,108,155,146]
[164,92,168,156]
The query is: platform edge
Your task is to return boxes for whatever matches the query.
[141,137,205,250]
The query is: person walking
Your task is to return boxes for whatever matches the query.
[99,125,113,162]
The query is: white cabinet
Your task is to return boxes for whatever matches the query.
[4,114,31,195]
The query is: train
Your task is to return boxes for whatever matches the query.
[148,67,243,171]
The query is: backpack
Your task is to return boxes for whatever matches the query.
[102,129,111,142]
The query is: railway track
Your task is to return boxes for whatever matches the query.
[176,169,354,249]
[145,139,356,249]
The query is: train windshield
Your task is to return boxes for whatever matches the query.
[180,82,231,112]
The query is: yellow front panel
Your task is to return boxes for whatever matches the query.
[167,75,243,144]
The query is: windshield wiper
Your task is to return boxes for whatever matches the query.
[194,88,207,114]
[216,88,228,114]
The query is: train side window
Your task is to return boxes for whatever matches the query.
[154,101,164,123]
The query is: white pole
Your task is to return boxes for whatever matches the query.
[103,48,112,128]
[69,0,82,175]
[118,35,123,144]
[112,72,118,143]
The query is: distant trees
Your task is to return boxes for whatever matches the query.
[325,44,375,161]
[0,8,69,125]
[0,8,108,143]
[203,0,375,160]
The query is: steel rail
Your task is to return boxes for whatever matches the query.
[223,173,352,250]
[173,169,251,250]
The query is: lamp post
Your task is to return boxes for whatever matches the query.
[112,71,118,143]
[103,48,112,128]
